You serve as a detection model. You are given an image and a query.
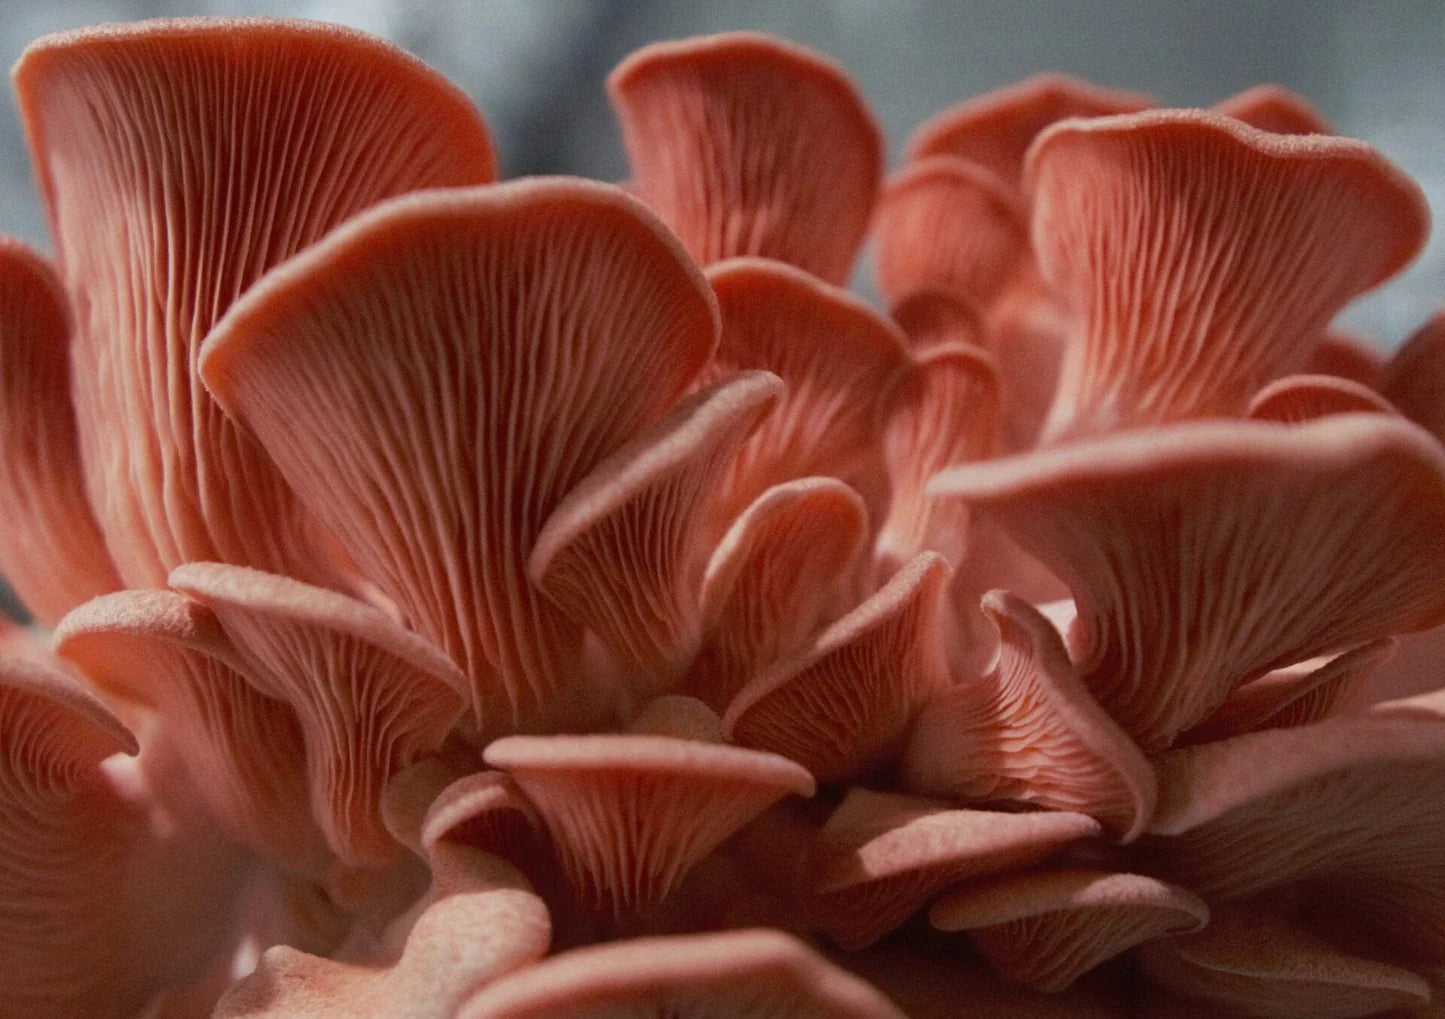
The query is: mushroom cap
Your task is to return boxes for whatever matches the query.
[200,177,719,736]
[0,238,120,625]
[484,733,813,913]
[457,928,906,1018]
[1246,374,1398,423]
[608,31,883,285]
[14,17,496,587]
[1027,109,1429,436]
[1213,83,1333,135]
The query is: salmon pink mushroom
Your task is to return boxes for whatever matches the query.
[907,72,1154,190]
[1136,905,1432,1018]
[0,239,120,626]
[608,32,883,285]
[873,157,1031,307]
[458,928,906,1018]
[929,415,1445,751]
[903,591,1156,841]
[723,553,950,784]
[706,257,910,522]
[53,588,328,871]
[1383,311,1445,443]
[484,703,814,915]
[889,288,989,351]
[1307,331,1388,387]
[168,562,468,867]
[14,18,497,588]
[687,477,870,710]
[1028,109,1429,438]
[0,655,141,1016]
[199,178,719,736]
[930,869,1209,992]
[808,787,1101,950]
[1246,373,1398,423]
[1213,83,1333,135]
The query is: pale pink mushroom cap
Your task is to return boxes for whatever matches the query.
[609,32,883,285]
[1213,83,1334,135]
[1247,373,1399,423]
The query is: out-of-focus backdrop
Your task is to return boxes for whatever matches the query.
[4,0,1444,341]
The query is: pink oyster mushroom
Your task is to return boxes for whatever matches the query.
[0,16,1443,1019]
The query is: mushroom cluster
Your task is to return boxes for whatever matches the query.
[2,18,1444,1019]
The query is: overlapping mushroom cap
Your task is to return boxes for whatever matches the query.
[2,14,1445,1019]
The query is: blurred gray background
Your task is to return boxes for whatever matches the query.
[3,0,1444,344]
[1,0,1442,620]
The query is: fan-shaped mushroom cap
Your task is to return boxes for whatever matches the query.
[904,591,1156,841]
[930,869,1208,992]
[53,589,327,870]
[810,787,1100,950]
[707,257,909,522]
[889,288,989,351]
[529,371,781,691]
[1383,311,1445,443]
[876,343,1001,570]
[1307,331,1387,388]
[723,552,950,784]
[929,415,1445,751]
[1,655,143,1016]
[608,32,882,285]
[1148,706,1445,959]
[873,158,1031,306]
[169,562,467,866]
[1027,110,1429,438]
[484,729,814,914]
[1137,905,1431,1019]
[14,18,496,588]
[1179,639,1393,745]
[907,72,1154,188]
[458,928,905,1018]
[688,477,869,710]
[0,238,119,626]
[1247,374,1398,423]
[200,178,719,736]
[420,771,544,866]
[1213,84,1333,135]
[215,848,549,1019]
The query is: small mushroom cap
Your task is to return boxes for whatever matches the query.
[1383,310,1445,443]
[930,869,1209,992]
[903,590,1156,841]
[484,733,813,913]
[1137,905,1432,1019]
[457,928,906,1018]
[723,553,950,784]
[889,288,988,351]
[810,787,1100,949]
[706,257,909,524]
[1213,84,1333,135]
[873,157,1030,306]
[609,32,883,285]
[907,72,1154,187]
